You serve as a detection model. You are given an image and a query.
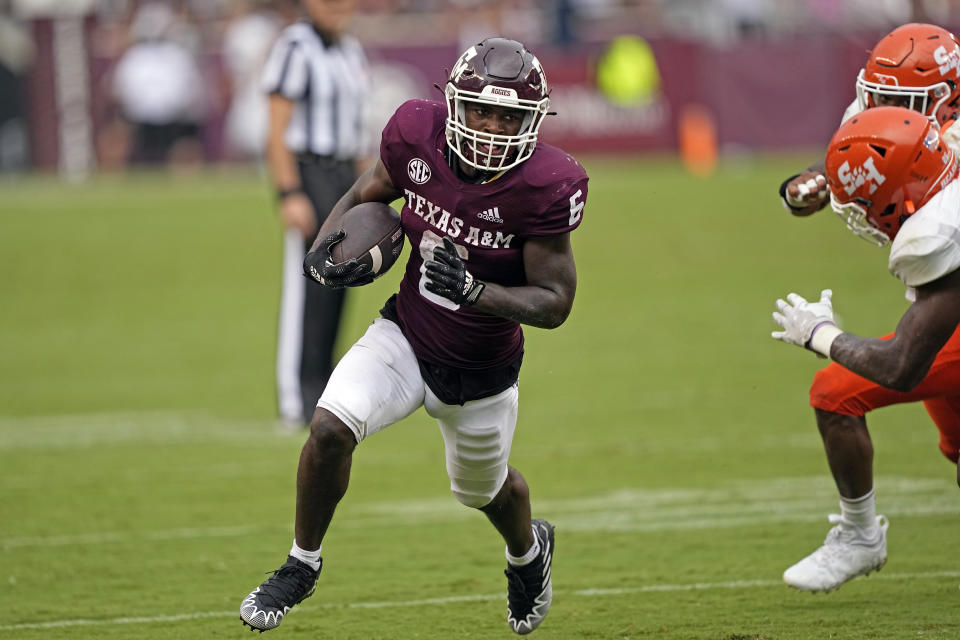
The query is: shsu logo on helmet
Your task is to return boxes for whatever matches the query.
[837,157,886,196]
[933,44,960,78]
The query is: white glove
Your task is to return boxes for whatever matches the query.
[771,290,838,353]
[784,172,828,209]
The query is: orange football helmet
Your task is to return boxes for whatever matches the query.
[856,23,960,125]
[825,106,958,246]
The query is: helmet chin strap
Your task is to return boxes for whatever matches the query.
[446,142,502,184]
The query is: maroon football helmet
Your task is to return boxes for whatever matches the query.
[445,38,550,172]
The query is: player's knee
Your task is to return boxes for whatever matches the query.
[450,471,512,509]
[452,486,495,509]
[497,467,528,504]
[465,467,527,510]
[307,410,357,457]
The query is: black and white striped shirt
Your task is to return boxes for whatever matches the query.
[261,23,368,159]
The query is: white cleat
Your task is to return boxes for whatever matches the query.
[783,514,888,593]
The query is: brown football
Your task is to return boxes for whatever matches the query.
[330,202,404,279]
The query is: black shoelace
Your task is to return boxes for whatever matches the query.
[505,567,529,597]
[258,563,316,608]
[505,559,542,603]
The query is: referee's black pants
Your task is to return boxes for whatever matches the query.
[277,155,357,425]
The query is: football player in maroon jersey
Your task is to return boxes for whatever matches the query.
[241,38,588,635]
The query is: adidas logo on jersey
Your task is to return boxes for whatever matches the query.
[402,188,515,248]
[477,207,503,223]
[837,157,886,196]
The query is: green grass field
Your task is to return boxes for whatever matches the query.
[1,156,957,639]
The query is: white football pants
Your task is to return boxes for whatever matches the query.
[317,318,518,508]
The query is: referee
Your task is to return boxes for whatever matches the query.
[260,0,368,428]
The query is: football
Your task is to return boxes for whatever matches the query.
[330,202,404,279]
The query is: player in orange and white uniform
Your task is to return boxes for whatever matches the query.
[770,106,960,593]
[780,23,960,217]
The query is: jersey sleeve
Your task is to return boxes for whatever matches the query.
[379,100,443,188]
[888,184,960,286]
[889,228,960,286]
[260,32,308,99]
[527,177,588,236]
[518,145,589,236]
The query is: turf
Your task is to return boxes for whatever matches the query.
[0,157,957,639]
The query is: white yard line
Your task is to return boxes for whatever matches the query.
[3,570,958,632]
[0,411,278,452]
[0,524,280,549]
[4,475,958,549]
[4,485,957,549]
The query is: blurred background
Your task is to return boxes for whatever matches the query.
[2,0,960,178]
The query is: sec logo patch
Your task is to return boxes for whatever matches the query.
[407,158,431,184]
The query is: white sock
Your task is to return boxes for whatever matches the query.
[290,539,322,571]
[840,489,878,536]
[506,526,541,567]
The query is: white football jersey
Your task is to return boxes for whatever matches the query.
[889,178,960,298]
[840,98,861,124]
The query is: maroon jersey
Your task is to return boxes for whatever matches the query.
[380,100,588,369]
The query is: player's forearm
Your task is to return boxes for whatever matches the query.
[311,162,400,252]
[829,333,935,392]
[312,188,363,249]
[472,283,573,329]
[830,277,960,391]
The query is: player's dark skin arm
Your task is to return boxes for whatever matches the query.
[470,234,576,329]
[829,268,960,391]
[815,269,960,497]
[308,158,401,252]
[448,101,577,328]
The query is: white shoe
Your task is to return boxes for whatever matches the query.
[783,514,888,593]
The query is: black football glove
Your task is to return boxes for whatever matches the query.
[302,229,374,289]
[424,237,485,306]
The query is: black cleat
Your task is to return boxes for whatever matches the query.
[505,519,555,634]
[240,555,321,632]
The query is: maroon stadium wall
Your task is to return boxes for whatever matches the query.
[25,27,933,169]
[325,34,904,154]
